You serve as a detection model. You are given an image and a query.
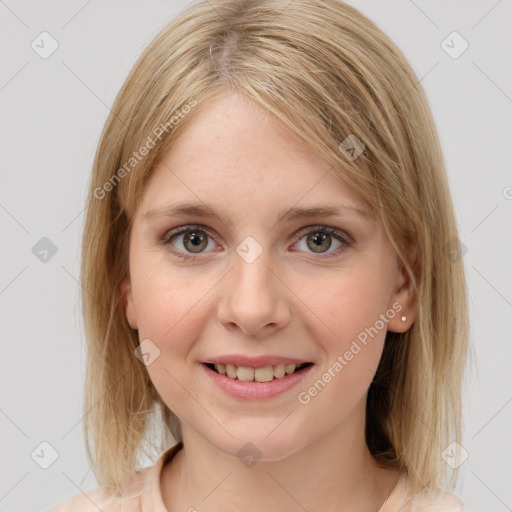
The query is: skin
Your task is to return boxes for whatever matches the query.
[121,92,417,512]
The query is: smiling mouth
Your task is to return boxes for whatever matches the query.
[204,362,313,382]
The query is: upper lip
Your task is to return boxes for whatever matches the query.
[202,355,312,367]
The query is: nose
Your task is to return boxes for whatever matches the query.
[216,248,291,336]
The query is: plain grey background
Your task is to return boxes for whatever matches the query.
[0,1,511,511]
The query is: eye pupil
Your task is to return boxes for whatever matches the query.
[307,232,332,253]
[184,231,208,252]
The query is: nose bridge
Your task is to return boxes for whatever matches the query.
[232,235,276,298]
[217,235,289,335]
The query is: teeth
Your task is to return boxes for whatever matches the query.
[285,363,296,374]
[237,366,254,381]
[255,366,273,382]
[213,362,305,382]
[273,364,286,378]
[226,364,237,379]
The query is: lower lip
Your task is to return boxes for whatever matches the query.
[201,363,314,399]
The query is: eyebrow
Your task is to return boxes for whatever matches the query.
[142,201,373,226]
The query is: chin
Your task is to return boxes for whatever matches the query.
[204,427,308,464]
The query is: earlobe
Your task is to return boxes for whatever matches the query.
[387,291,417,333]
[387,252,418,333]
[120,275,138,330]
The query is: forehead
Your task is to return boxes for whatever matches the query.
[138,93,371,220]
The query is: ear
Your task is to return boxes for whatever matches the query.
[120,275,138,330]
[386,245,418,333]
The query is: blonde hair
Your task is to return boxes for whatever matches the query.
[81,0,472,496]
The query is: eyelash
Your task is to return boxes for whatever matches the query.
[159,224,354,261]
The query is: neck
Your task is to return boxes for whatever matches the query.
[161,413,400,512]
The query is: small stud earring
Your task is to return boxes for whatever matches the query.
[401,315,407,322]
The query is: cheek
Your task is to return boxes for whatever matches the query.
[131,261,216,355]
[306,269,390,351]
[131,270,211,415]
[296,271,391,407]
[135,282,191,344]
[299,277,389,411]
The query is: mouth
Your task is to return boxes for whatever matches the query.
[203,362,314,383]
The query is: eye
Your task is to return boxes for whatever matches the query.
[160,224,353,261]
[160,225,217,260]
[292,225,353,258]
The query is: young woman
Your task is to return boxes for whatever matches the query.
[47,1,470,510]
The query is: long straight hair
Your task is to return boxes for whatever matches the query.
[80,0,472,496]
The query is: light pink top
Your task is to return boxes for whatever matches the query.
[46,442,464,511]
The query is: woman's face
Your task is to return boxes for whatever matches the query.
[122,92,415,459]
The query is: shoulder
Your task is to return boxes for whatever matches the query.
[45,471,145,512]
[45,442,183,512]
[386,473,465,512]
[411,489,465,511]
